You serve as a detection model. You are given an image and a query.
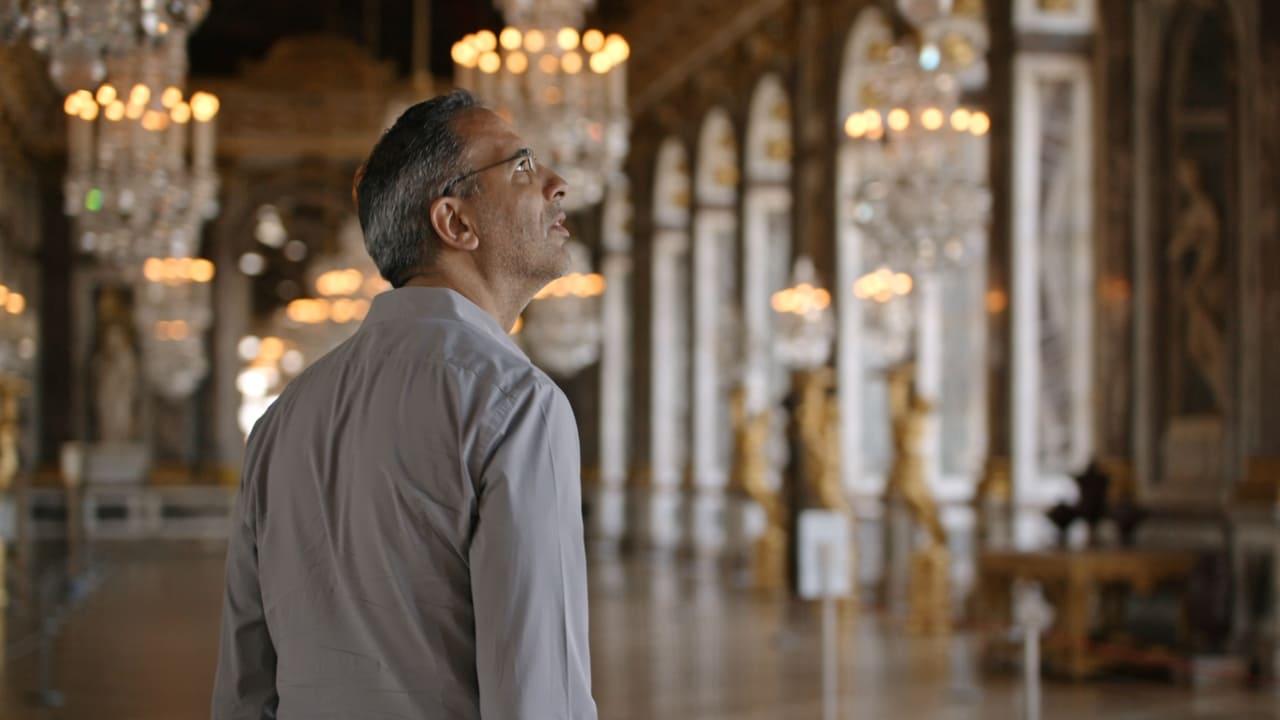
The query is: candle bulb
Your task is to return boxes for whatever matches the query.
[455,64,474,93]
[608,62,626,115]
[189,92,219,175]
[193,118,213,174]
[168,101,191,172]
[69,114,92,178]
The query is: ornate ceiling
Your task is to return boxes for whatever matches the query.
[188,0,630,79]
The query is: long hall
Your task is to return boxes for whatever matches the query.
[1,0,1279,717]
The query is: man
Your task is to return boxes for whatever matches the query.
[212,90,596,719]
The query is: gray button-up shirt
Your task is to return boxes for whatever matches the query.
[213,287,596,720]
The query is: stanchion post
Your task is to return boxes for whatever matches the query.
[820,543,837,720]
[1013,580,1053,720]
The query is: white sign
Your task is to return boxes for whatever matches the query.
[798,510,851,599]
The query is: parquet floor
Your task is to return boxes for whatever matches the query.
[0,542,1275,719]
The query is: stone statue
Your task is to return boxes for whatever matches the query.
[92,309,139,445]
[1168,157,1227,413]
[885,362,949,633]
[730,386,784,590]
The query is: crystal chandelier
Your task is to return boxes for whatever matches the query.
[1,0,211,92]
[0,276,36,379]
[770,256,834,371]
[843,0,990,274]
[853,266,916,366]
[237,218,388,436]
[2,0,220,264]
[5,1,221,401]
[282,216,386,358]
[134,255,214,399]
[60,33,220,265]
[235,335,301,438]
[517,240,605,377]
[450,0,629,210]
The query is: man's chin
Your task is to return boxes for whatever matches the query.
[525,250,572,291]
[552,250,572,278]
[548,234,571,265]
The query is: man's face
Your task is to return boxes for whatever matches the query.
[454,109,571,287]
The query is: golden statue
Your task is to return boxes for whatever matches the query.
[0,377,24,493]
[0,374,29,633]
[885,363,949,633]
[730,387,783,590]
[796,367,846,513]
[794,367,858,611]
[973,455,1012,549]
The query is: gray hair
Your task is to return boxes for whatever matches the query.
[355,90,481,287]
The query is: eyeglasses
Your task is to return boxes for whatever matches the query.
[440,148,536,196]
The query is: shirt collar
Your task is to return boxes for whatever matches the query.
[362,286,525,354]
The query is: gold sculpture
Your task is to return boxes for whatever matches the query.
[0,376,24,493]
[885,363,950,634]
[0,374,29,650]
[794,368,858,610]
[796,367,846,513]
[730,387,784,590]
[973,455,1011,548]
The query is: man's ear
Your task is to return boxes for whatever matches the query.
[429,196,480,251]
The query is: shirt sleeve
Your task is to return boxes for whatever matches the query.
[211,426,279,720]
[470,381,596,720]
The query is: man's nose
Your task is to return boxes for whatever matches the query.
[543,167,568,203]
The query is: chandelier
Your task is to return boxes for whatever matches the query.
[853,265,916,366]
[0,276,35,379]
[770,256,834,371]
[517,240,605,377]
[4,1,223,399]
[60,34,220,265]
[134,255,214,399]
[2,1,219,264]
[450,0,629,210]
[235,335,299,438]
[1,0,211,92]
[843,0,990,274]
[282,216,386,353]
[236,217,388,436]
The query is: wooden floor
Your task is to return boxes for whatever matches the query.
[1,542,1276,719]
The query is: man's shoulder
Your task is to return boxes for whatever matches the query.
[432,319,547,392]
[261,313,559,424]
[361,312,553,401]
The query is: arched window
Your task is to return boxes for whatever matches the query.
[689,108,739,553]
[742,74,793,419]
[646,137,692,550]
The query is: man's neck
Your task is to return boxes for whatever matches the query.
[402,268,527,333]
